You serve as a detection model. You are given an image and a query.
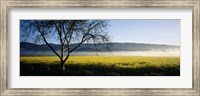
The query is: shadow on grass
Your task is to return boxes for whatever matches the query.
[20,62,180,76]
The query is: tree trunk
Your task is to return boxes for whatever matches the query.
[61,60,65,75]
[61,43,65,75]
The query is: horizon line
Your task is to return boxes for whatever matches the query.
[20,41,180,46]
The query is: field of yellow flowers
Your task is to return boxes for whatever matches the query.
[20,56,180,76]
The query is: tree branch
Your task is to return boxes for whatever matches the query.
[54,23,62,44]
[63,21,76,43]
[34,20,61,59]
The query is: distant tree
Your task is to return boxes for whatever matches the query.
[20,20,110,73]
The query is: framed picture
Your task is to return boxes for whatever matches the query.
[1,0,199,95]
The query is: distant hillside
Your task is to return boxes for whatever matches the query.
[20,42,180,56]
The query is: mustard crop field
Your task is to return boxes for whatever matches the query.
[20,56,180,76]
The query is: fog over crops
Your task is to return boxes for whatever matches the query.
[21,50,180,56]
[70,50,180,56]
[20,42,180,56]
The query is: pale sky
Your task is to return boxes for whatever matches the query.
[109,20,180,46]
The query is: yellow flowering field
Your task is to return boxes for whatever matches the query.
[21,56,179,69]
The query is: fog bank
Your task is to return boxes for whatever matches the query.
[21,50,180,56]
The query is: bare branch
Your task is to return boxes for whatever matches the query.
[34,20,61,59]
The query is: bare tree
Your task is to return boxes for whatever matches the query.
[20,20,110,73]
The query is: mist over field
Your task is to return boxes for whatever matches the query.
[70,50,180,56]
[20,42,180,56]
[21,50,180,56]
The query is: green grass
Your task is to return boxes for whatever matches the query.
[20,56,180,76]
